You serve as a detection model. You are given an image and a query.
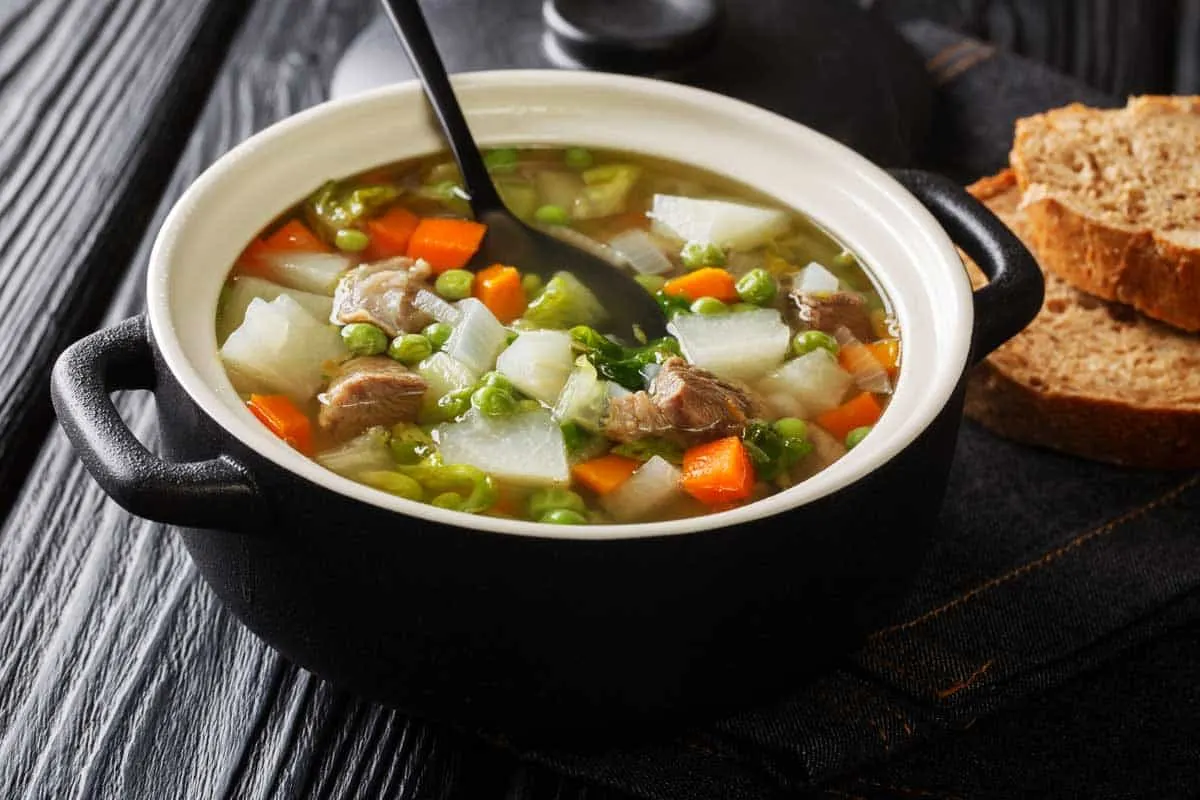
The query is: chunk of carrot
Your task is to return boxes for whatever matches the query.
[473,264,527,324]
[405,217,488,273]
[838,339,898,380]
[662,267,739,303]
[572,454,640,496]
[866,339,901,376]
[362,206,420,262]
[236,219,329,277]
[816,391,883,441]
[681,436,755,506]
[247,394,314,456]
[262,219,329,253]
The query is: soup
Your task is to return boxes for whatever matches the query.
[215,147,900,524]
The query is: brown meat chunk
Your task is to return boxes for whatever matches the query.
[604,357,760,446]
[318,356,427,441]
[789,290,873,341]
[332,258,433,337]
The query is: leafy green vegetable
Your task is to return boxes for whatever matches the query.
[742,421,813,481]
[389,423,437,465]
[496,178,539,221]
[560,420,606,460]
[414,181,472,216]
[573,164,641,219]
[519,271,607,330]
[653,289,692,319]
[568,325,681,391]
[612,438,684,465]
[306,180,401,240]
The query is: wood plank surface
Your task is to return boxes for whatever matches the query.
[1,0,596,797]
[0,0,247,514]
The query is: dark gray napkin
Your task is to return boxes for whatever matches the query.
[515,22,1200,798]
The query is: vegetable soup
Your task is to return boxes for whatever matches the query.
[216,147,900,524]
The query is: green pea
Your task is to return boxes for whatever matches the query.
[634,274,666,294]
[731,302,759,313]
[437,389,473,421]
[736,268,777,305]
[334,228,370,253]
[522,273,544,299]
[388,333,433,365]
[540,508,588,525]
[341,323,388,356]
[833,250,859,269]
[773,417,809,441]
[680,241,726,269]
[845,426,872,449]
[564,147,594,169]
[534,204,570,226]
[528,487,587,519]
[793,330,839,357]
[483,148,519,172]
[432,491,465,509]
[435,269,474,300]
[516,398,541,413]
[690,296,728,315]
[471,386,517,417]
[422,322,453,350]
[479,371,514,392]
[360,471,423,501]
[389,424,435,465]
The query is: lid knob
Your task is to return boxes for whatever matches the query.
[542,0,722,75]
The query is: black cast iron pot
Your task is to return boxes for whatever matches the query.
[50,72,1042,743]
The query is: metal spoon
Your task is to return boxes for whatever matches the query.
[379,0,668,340]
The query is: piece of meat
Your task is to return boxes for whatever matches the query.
[788,289,874,341]
[604,357,760,446]
[318,356,427,441]
[332,257,434,337]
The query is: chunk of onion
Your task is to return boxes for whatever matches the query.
[216,275,333,345]
[834,327,892,394]
[219,295,347,402]
[444,298,508,374]
[257,251,353,295]
[793,262,841,294]
[649,195,790,251]
[607,229,674,275]
[435,408,569,486]
[496,330,576,406]
[316,427,394,479]
[602,456,683,522]
[755,350,853,417]
[667,308,790,382]
[552,356,612,431]
[416,352,478,400]
[411,288,462,325]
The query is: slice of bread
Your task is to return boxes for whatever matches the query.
[963,169,1200,469]
[1009,96,1200,331]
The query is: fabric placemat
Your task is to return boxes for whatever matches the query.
[511,21,1200,799]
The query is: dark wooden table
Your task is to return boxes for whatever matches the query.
[2,1,1198,798]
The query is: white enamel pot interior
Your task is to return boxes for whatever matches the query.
[147,70,972,539]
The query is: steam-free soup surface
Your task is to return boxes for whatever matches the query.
[216,146,900,525]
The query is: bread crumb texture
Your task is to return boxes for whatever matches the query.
[1010,96,1200,331]
[962,168,1200,469]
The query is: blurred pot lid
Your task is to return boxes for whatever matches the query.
[331,0,932,167]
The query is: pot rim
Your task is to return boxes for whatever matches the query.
[146,69,972,540]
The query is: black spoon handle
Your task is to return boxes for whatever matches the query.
[380,0,504,215]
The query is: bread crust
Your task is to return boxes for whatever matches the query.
[1010,96,1200,332]
[963,169,1200,469]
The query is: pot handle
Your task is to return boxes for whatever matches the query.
[889,169,1044,363]
[51,315,265,531]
